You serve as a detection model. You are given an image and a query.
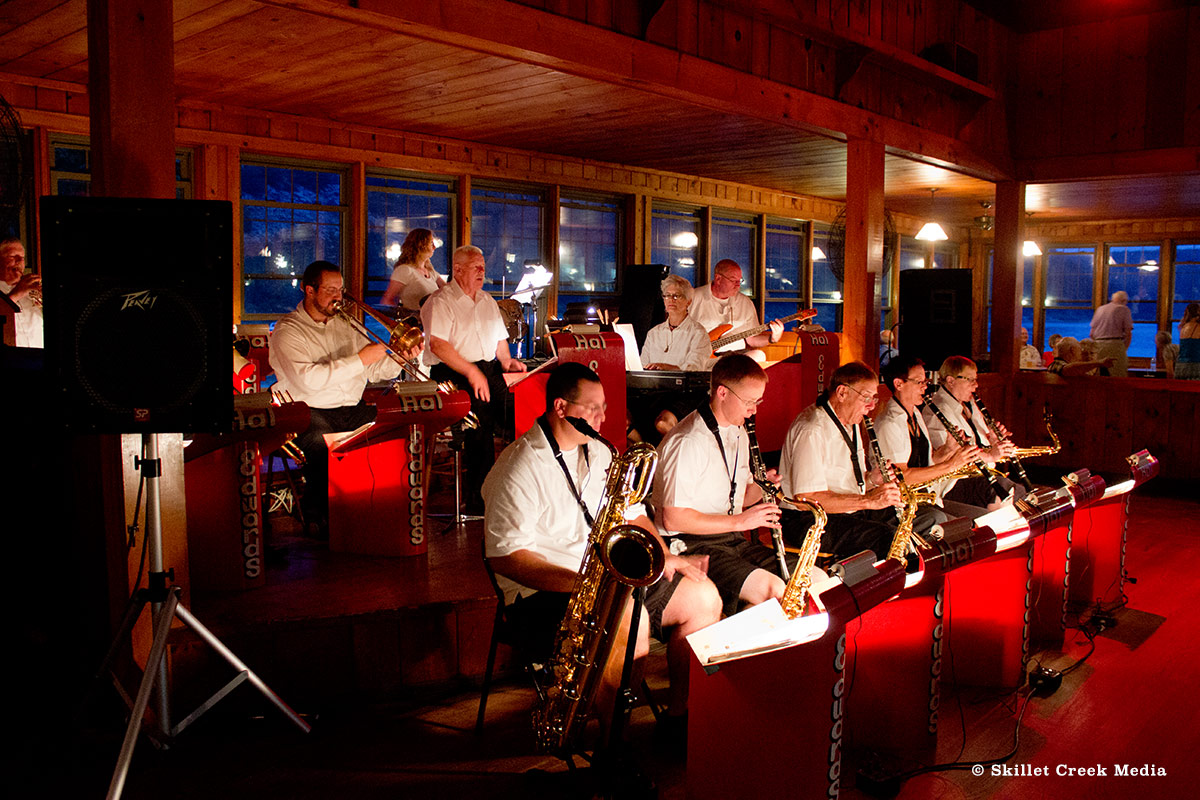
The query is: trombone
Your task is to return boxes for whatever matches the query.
[330,293,479,429]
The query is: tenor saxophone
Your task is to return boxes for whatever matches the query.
[533,419,665,754]
[779,498,827,619]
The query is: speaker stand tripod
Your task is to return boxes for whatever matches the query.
[102,433,311,800]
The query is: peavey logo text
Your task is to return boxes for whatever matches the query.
[120,290,159,311]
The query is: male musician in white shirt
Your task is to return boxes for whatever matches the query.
[779,361,903,561]
[421,245,526,513]
[689,259,783,359]
[876,355,981,510]
[652,354,791,615]
[269,260,404,533]
[484,363,720,731]
[0,237,43,348]
[923,355,1018,509]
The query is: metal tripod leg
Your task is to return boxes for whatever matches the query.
[433,447,482,533]
[106,586,311,800]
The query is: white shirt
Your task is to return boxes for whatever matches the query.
[923,387,990,451]
[874,396,955,499]
[420,279,508,365]
[483,423,645,604]
[780,402,869,497]
[652,408,751,536]
[688,284,758,353]
[268,302,400,409]
[0,281,44,349]
[389,263,442,311]
[640,316,712,371]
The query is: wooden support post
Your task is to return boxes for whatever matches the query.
[87,0,176,199]
[843,138,885,367]
[991,181,1025,375]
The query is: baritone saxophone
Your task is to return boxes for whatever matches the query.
[533,418,665,754]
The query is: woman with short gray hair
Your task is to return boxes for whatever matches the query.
[640,275,711,371]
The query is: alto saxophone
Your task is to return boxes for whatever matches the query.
[779,498,827,619]
[1007,404,1062,459]
[533,419,665,754]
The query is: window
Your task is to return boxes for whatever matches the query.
[899,235,926,272]
[365,173,454,305]
[557,193,622,316]
[932,241,959,269]
[763,218,806,326]
[1106,244,1160,358]
[985,252,1036,351]
[711,213,756,301]
[470,185,545,296]
[1174,242,1200,342]
[1043,246,1095,345]
[650,205,700,286]
[240,159,347,319]
[48,136,193,199]
[811,224,842,332]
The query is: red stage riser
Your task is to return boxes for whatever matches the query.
[687,627,848,800]
[1029,520,1073,650]
[185,443,268,592]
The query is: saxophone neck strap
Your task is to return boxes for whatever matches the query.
[698,403,739,515]
[820,399,865,492]
[537,415,594,528]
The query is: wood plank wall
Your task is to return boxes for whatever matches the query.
[977,372,1200,483]
[1012,5,1200,160]
[514,0,1013,162]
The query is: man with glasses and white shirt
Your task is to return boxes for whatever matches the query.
[924,356,1018,509]
[779,361,903,561]
[689,259,783,359]
[652,354,792,615]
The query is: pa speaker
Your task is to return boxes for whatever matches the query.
[899,268,973,371]
[619,264,669,349]
[40,196,233,433]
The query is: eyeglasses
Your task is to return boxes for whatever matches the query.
[720,384,764,408]
[661,293,687,301]
[901,376,929,387]
[951,375,979,386]
[566,399,607,416]
[714,272,743,286]
[844,384,879,406]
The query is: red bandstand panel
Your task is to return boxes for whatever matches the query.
[510,332,629,448]
[687,625,848,800]
[184,401,310,592]
[1067,490,1133,614]
[756,332,838,453]
[327,388,469,557]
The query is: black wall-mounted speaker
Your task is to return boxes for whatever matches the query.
[899,268,973,372]
[40,196,233,433]
[619,263,670,349]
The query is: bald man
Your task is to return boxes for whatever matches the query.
[689,259,782,360]
[1090,291,1133,377]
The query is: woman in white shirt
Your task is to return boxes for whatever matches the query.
[640,275,712,372]
[380,228,445,314]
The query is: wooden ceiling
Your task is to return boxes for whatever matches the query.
[1,0,1199,228]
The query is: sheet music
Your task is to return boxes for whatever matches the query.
[686,599,830,665]
[613,323,644,371]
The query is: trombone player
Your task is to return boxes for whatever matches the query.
[269,260,419,536]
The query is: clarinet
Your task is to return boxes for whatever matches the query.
[861,416,904,519]
[972,392,1033,491]
[744,416,791,581]
[923,383,1007,497]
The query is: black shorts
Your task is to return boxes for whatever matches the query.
[665,532,788,616]
[507,573,683,661]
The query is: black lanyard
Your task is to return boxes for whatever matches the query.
[820,399,865,492]
[698,404,739,515]
[908,412,930,468]
[958,398,987,448]
[536,416,593,528]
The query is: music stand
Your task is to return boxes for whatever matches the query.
[101,433,310,800]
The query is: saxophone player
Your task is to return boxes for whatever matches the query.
[923,356,1019,509]
[778,361,903,561]
[484,363,720,733]
[876,355,982,509]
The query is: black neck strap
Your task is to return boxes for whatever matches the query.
[536,415,593,528]
[698,403,739,515]
[820,398,865,492]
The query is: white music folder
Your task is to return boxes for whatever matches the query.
[613,323,644,371]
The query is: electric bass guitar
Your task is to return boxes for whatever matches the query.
[708,308,819,352]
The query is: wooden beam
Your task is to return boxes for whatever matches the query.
[255,0,1011,182]
[991,181,1025,375]
[842,137,885,368]
[86,0,175,198]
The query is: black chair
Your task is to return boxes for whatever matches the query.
[476,545,543,734]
